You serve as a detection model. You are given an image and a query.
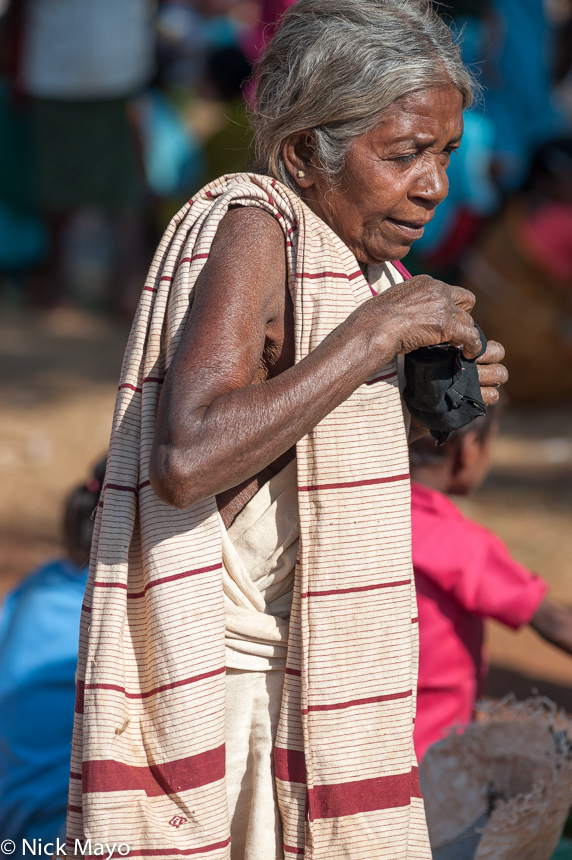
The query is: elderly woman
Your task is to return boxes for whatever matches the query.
[68,2,506,859]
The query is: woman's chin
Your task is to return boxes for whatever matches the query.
[365,239,414,264]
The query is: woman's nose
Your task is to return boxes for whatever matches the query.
[410,158,449,207]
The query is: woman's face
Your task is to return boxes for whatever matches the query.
[298,85,464,264]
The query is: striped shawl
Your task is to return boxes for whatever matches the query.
[68,173,431,859]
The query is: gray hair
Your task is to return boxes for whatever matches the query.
[252,0,478,193]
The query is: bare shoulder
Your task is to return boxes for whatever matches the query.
[167,204,291,395]
[197,205,287,318]
[212,204,285,250]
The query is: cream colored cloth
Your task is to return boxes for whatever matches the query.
[221,458,298,672]
[226,669,285,860]
[70,173,430,860]
[222,461,298,860]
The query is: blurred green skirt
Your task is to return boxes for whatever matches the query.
[30,97,140,214]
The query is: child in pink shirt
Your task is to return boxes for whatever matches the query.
[409,408,572,761]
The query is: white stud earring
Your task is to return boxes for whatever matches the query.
[298,170,306,178]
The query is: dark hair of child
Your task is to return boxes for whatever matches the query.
[409,403,499,468]
[63,456,107,568]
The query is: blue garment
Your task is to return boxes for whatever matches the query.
[136,88,204,198]
[0,560,88,847]
[484,0,566,190]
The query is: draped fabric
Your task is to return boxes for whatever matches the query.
[222,458,297,673]
[67,173,430,859]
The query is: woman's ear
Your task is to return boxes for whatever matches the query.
[282,131,319,190]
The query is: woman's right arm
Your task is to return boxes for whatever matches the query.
[150,208,482,509]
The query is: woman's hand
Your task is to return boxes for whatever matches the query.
[476,341,508,405]
[361,275,508,402]
[363,274,483,361]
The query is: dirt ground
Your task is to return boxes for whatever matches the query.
[2,307,572,709]
[0,307,128,594]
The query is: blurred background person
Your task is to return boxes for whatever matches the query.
[0,0,291,315]
[409,410,572,764]
[460,137,572,404]
[0,0,48,297]
[3,0,154,316]
[0,458,105,853]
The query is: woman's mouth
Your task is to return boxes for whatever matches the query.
[386,218,427,240]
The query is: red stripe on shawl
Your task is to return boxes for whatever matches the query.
[365,370,398,386]
[67,804,83,814]
[70,772,82,780]
[93,562,222,596]
[274,747,307,785]
[143,286,157,293]
[298,473,409,492]
[82,744,225,796]
[88,841,232,858]
[283,846,305,856]
[302,689,412,714]
[301,578,411,599]
[138,479,151,490]
[308,767,421,821]
[75,680,84,714]
[296,270,362,281]
[160,276,172,282]
[284,667,301,677]
[118,383,142,393]
[85,665,225,699]
[81,604,91,613]
[118,376,164,393]
[180,253,210,264]
[126,563,223,596]
[105,483,138,494]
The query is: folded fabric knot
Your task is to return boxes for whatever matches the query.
[404,324,487,445]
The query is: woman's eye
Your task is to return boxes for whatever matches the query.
[394,152,418,165]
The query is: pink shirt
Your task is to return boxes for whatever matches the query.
[411,482,547,761]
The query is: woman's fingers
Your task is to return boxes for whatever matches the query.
[480,386,500,406]
[477,362,509,387]
[476,340,505,365]
[449,284,476,313]
[448,321,482,359]
[477,342,508,403]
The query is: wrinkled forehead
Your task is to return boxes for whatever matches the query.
[363,86,465,148]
